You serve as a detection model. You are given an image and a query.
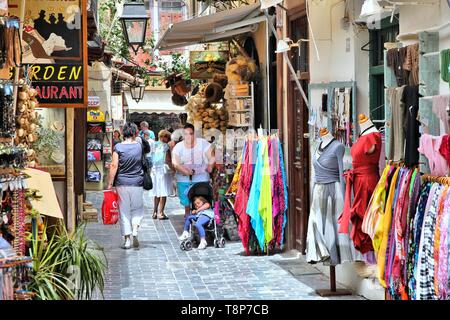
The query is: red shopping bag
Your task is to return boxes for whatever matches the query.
[102,190,119,225]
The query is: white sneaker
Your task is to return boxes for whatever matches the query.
[132,225,139,237]
[121,237,131,249]
[179,231,189,241]
[198,240,207,250]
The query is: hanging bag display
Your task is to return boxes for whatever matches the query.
[86,161,101,182]
[87,150,101,161]
[87,138,102,150]
[87,123,104,133]
[87,108,105,122]
[101,190,119,225]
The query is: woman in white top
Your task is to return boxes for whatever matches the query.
[172,123,215,217]
[150,130,174,220]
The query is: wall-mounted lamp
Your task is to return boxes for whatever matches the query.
[275,38,310,54]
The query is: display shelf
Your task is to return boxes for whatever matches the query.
[228,110,251,113]
[227,95,252,99]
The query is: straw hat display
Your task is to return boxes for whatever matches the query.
[15,84,40,167]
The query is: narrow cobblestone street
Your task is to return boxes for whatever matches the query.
[84,191,365,300]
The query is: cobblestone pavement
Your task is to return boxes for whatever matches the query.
[85,191,365,300]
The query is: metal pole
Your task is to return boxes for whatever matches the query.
[265,18,271,130]
[264,10,309,110]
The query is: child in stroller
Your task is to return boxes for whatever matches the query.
[178,182,225,251]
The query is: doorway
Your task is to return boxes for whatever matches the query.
[286,12,309,253]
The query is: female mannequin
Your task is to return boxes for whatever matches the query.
[339,114,381,255]
[359,115,379,137]
[306,127,353,265]
[319,128,335,149]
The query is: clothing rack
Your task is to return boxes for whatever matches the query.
[422,51,440,58]
[422,174,450,184]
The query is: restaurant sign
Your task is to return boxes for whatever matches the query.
[9,0,88,107]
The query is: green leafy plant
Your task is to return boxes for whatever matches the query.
[27,226,75,300]
[99,0,130,60]
[50,223,107,300]
[32,127,63,156]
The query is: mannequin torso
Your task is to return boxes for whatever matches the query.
[318,132,335,156]
[359,119,379,136]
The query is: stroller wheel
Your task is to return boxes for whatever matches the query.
[219,237,226,248]
[185,241,193,251]
[214,239,219,248]
[180,242,186,250]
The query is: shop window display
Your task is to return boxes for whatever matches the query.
[32,108,66,177]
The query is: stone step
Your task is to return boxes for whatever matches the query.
[83,208,97,214]
[83,202,94,209]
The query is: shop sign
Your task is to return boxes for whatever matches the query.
[9,0,88,107]
[88,96,100,107]
[189,51,227,79]
[87,108,105,122]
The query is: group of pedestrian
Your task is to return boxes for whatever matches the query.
[108,120,216,250]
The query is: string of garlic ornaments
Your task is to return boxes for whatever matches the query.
[15,84,40,167]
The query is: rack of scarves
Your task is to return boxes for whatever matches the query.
[226,134,288,255]
[362,162,450,300]
[0,257,33,300]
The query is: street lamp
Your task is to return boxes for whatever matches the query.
[119,0,149,55]
[129,77,145,103]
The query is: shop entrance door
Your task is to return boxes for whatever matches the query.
[287,13,309,253]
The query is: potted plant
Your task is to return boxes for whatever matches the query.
[49,222,107,300]
[27,225,75,300]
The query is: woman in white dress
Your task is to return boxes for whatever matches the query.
[150,130,174,220]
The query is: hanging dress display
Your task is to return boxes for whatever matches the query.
[306,139,353,265]
[339,131,381,254]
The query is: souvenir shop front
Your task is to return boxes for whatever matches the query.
[0,0,86,300]
[303,2,450,298]
[154,3,288,253]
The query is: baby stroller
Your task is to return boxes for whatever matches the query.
[180,182,226,251]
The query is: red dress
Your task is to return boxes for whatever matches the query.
[234,141,254,254]
[339,132,381,254]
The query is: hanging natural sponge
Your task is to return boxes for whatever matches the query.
[225,55,258,83]
[172,93,188,106]
[204,82,223,103]
[213,73,228,89]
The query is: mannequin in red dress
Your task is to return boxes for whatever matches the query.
[339,114,381,254]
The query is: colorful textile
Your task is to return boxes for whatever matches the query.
[246,140,265,251]
[234,141,253,254]
[418,134,449,176]
[363,165,391,246]
[408,182,432,299]
[258,138,273,249]
[376,166,400,288]
[417,184,443,300]
[279,140,289,248]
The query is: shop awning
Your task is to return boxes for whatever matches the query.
[125,91,186,114]
[154,2,264,51]
[23,168,64,220]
